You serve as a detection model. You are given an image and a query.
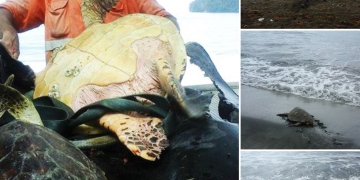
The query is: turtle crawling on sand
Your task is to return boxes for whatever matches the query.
[277,107,316,126]
[277,107,327,128]
[32,0,211,161]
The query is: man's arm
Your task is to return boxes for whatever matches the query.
[0,7,19,59]
[0,0,45,59]
[138,0,180,31]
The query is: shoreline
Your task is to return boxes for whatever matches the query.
[241,85,360,149]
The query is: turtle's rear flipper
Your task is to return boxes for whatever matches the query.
[99,113,168,161]
[0,43,35,94]
[185,42,239,122]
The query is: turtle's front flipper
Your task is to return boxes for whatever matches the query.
[99,113,168,161]
[0,76,43,126]
[277,113,289,118]
[156,56,211,118]
[185,42,239,121]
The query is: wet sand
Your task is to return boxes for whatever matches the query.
[241,85,360,149]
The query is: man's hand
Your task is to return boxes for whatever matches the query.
[0,8,20,59]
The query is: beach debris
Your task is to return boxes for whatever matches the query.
[270,19,273,22]
[258,18,264,22]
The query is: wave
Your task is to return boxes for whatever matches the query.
[241,54,360,106]
[242,151,360,180]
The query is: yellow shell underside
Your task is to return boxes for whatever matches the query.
[34,14,186,108]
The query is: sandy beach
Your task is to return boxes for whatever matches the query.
[241,85,360,149]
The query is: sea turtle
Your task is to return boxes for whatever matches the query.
[0,75,106,179]
[277,107,316,126]
[0,120,106,179]
[33,1,209,161]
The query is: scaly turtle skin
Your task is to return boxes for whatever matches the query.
[277,107,315,126]
[0,75,43,126]
[34,6,202,160]
[0,120,106,180]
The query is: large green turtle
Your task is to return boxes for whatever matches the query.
[33,1,206,161]
[0,75,106,179]
[277,107,315,126]
[0,121,107,179]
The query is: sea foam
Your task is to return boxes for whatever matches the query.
[241,54,360,106]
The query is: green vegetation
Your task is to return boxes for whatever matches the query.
[189,0,239,13]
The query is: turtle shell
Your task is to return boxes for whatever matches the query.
[0,120,106,179]
[34,14,186,111]
[288,107,315,124]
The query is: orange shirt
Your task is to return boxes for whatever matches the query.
[0,0,171,60]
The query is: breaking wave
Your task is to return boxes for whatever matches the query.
[242,151,360,180]
[241,53,360,106]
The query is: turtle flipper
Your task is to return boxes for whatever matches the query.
[156,56,211,118]
[277,113,289,118]
[4,74,14,86]
[0,76,43,126]
[185,42,239,112]
[99,113,168,161]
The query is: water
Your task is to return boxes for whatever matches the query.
[241,31,360,106]
[16,13,240,86]
[242,151,360,180]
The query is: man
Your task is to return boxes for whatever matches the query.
[0,0,178,62]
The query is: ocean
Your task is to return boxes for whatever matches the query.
[242,151,360,180]
[16,13,240,86]
[241,31,360,106]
